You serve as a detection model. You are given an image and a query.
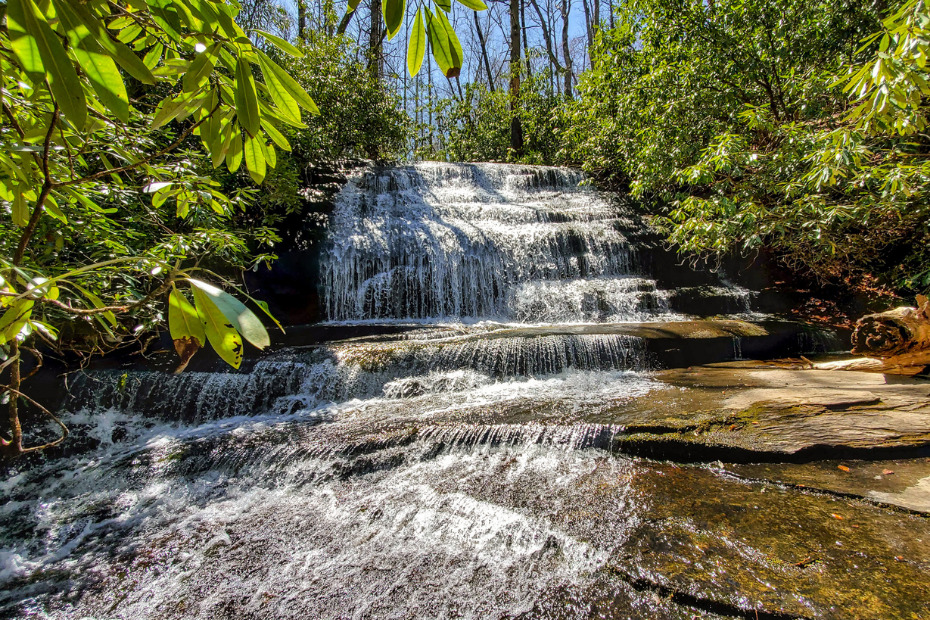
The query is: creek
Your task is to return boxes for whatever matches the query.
[1,163,928,619]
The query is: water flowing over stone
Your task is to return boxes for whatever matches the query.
[320,162,752,322]
[4,163,925,620]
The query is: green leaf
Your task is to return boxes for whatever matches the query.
[68,1,157,85]
[455,0,487,10]
[407,8,427,77]
[257,52,320,115]
[426,9,459,78]
[0,299,34,346]
[227,132,244,172]
[384,0,405,40]
[254,299,284,333]
[143,43,164,70]
[12,193,30,227]
[435,7,463,71]
[348,0,363,11]
[6,0,43,76]
[183,44,217,92]
[262,139,277,169]
[191,285,243,369]
[55,0,130,123]
[188,279,269,350]
[44,195,67,223]
[435,0,452,12]
[168,288,205,346]
[72,282,117,328]
[243,133,266,183]
[235,57,261,137]
[262,119,291,151]
[10,0,87,129]
[254,29,303,58]
[260,61,301,123]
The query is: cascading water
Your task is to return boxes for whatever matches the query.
[320,162,752,323]
[4,164,897,620]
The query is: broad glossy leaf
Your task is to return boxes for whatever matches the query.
[436,0,452,12]
[11,0,86,129]
[254,29,303,58]
[435,7,463,71]
[243,133,266,184]
[6,0,43,76]
[12,194,29,227]
[168,288,205,346]
[260,59,301,123]
[384,0,405,40]
[235,58,261,137]
[426,10,457,78]
[407,9,426,77]
[257,52,320,115]
[68,1,156,85]
[183,44,216,92]
[0,299,34,346]
[188,279,269,350]
[72,282,117,328]
[191,285,243,369]
[455,0,487,10]
[44,195,67,223]
[262,119,291,151]
[262,139,277,169]
[226,132,244,172]
[55,0,129,122]
[255,299,284,332]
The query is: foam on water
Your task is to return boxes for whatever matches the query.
[320,163,696,322]
[0,163,768,617]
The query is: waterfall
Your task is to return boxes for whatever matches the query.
[4,163,846,620]
[318,162,727,323]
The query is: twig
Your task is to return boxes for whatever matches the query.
[0,385,69,454]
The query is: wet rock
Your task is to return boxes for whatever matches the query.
[610,368,930,462]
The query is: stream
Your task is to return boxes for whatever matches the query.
[1,163,928,619]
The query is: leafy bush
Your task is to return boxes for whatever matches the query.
[425,71,566,164]
[564,0,930,294]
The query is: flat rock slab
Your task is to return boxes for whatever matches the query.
[730,458,930,514]
[610,367,930,462]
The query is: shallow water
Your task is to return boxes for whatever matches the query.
[3,164,926,619]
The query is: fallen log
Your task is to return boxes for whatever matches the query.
[814,295,930,375]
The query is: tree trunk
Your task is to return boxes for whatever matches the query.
[510,0,524,156]
[581,0,594,65]
[1,341,23,459]
[561,0,573,98]
[814,296,930,375]
[851,298,930,357]
[474,11,496,92]
[530,0,563,97]
[368,0,383,80]
[521,0,531,79]
[297,0,307,40]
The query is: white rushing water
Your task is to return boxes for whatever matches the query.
[1,163,764,618]
[320,162,752,323]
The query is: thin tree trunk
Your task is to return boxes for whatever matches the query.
[297,0,307,39]
[368,0,383,79]
[561,0,573,98]
[521,0,531,79]
[510,0,524,156]
[581,0,594,65]
[529,0,563,96]
[474,11,496,92]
